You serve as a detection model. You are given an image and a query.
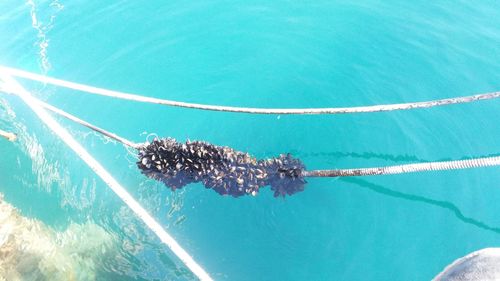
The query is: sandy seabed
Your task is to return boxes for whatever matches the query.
[0,192,116,281]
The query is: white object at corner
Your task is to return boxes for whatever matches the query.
[0,129,16,142]
[433,248,500,281]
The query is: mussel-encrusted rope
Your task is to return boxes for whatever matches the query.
[137,138,307,197]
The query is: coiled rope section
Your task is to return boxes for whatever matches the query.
[1,66,499,115]
[0,73,213,281]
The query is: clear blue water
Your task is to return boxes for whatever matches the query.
[1,1,499,280]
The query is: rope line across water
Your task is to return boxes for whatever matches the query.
[1,66,498,181]
[38,100,142,149]
[1,65,499,115]
[3,94,496,180]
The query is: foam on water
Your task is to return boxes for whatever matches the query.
[26,0,64,73]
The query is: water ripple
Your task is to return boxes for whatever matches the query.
[26,0,64,73]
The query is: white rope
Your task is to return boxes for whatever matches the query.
[22,99,500,178]
[302,156,500,177]
[0,129,17,142]
[1,65,499,115]
[0,73,213,281]
[4,81,497,180]
[4,86,498,179]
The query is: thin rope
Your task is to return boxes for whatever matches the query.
[1,78,140,148]
[1,66,499,115]
[37,100,141,149]
[2,66,497,178]
[0,73,213,281]
[10,94,500,179]
[0,129,17,142]
[303,156,500,177]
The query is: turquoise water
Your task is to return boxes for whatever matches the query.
[1,1,500,280]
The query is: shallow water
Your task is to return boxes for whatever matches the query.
[0,1,499,280]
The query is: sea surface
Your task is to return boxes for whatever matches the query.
[0,1,499,280]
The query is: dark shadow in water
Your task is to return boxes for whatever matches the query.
[438,153,500,161]
[285,150,500,165]
[291,150,427,163]
[340,177,500,234]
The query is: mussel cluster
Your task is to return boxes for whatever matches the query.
[137,138,306,197]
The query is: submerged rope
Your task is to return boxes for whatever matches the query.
[37,100,142,149]
[1,66,499,115]
[0,74,213,281]
[4,95,496,197]
[2,66,497,197]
